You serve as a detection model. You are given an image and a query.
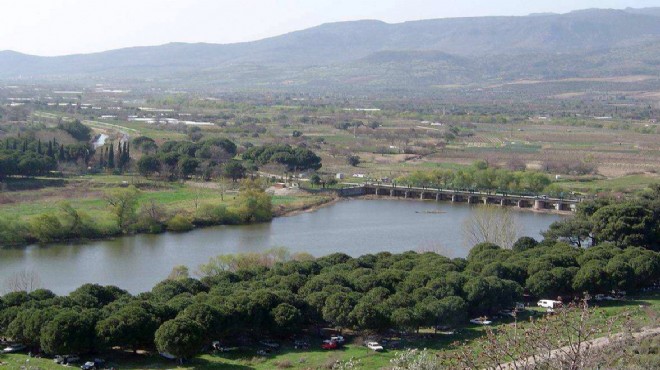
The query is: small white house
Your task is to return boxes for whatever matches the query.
[336,173,344,179]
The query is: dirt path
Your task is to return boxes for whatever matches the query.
[499,326,660,370]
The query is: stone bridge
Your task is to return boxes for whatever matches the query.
[338,183,580,212]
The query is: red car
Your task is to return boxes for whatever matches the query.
[321,340,338,350]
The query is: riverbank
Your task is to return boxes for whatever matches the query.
[0,177,335,247]
[274,193,340,217]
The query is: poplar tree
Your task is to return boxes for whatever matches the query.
[47,141,54,158]
[108,144,115,168]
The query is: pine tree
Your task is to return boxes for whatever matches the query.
[37,139,42,155]
[59,144,65,161]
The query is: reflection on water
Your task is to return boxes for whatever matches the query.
[0,199,564,294]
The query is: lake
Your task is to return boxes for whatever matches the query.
[0,199,564,294]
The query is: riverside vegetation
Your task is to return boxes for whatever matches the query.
[0,180,274,246]
[0,186,657,367]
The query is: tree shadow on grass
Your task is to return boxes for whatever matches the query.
[592,298,652,309]
[3,177,65,191]
[408,327,488,352]
[187,357,255,370]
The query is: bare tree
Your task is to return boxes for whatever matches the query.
[4,270,42,293]
[193,189,202,211]
[463,205,520,249]
[139,199,166,224]
[167,265,190,280]
[217,178,231,201]
[446,301,626,370]
[391,302,638,370]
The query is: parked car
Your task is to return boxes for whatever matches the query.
[330,335,345,344]
[470,317,493,325]
[382,339,401,348]
[54,354,80,364]
[159,352,177,360]
[80,359,104,370]
[366,341,384,351]
[321,340,338,350]
[2,344,26,353]
[211,341,233,352]
[294,340,309,349]
[537,299,562,309]
[594,294,617,301]
[259,340,280,349]
[498,309,516,318]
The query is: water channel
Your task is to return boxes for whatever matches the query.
[0,199,564,294]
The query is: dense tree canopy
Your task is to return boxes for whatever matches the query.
[242,144,322,172]
[544,188,660,250]
[134,137,238,180]
[59,119,92,142]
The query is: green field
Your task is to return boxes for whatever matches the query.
[559,174,660,194]
[0,176,330,221]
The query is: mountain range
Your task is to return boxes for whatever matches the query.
[2,7,660,91]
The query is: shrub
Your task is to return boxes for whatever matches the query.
[29,214,65,243]
[136,217,165,234]
[275,360,293,368]
[166,214,194,232]
[0,216,28,245]
[195,204,241,225]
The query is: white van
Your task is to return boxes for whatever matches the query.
[537,299,562,308]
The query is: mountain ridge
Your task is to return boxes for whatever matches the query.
[2,7,660,90]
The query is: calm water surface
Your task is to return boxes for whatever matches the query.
[0,199,564,294]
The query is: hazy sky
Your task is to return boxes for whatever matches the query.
[2,0,659,56]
